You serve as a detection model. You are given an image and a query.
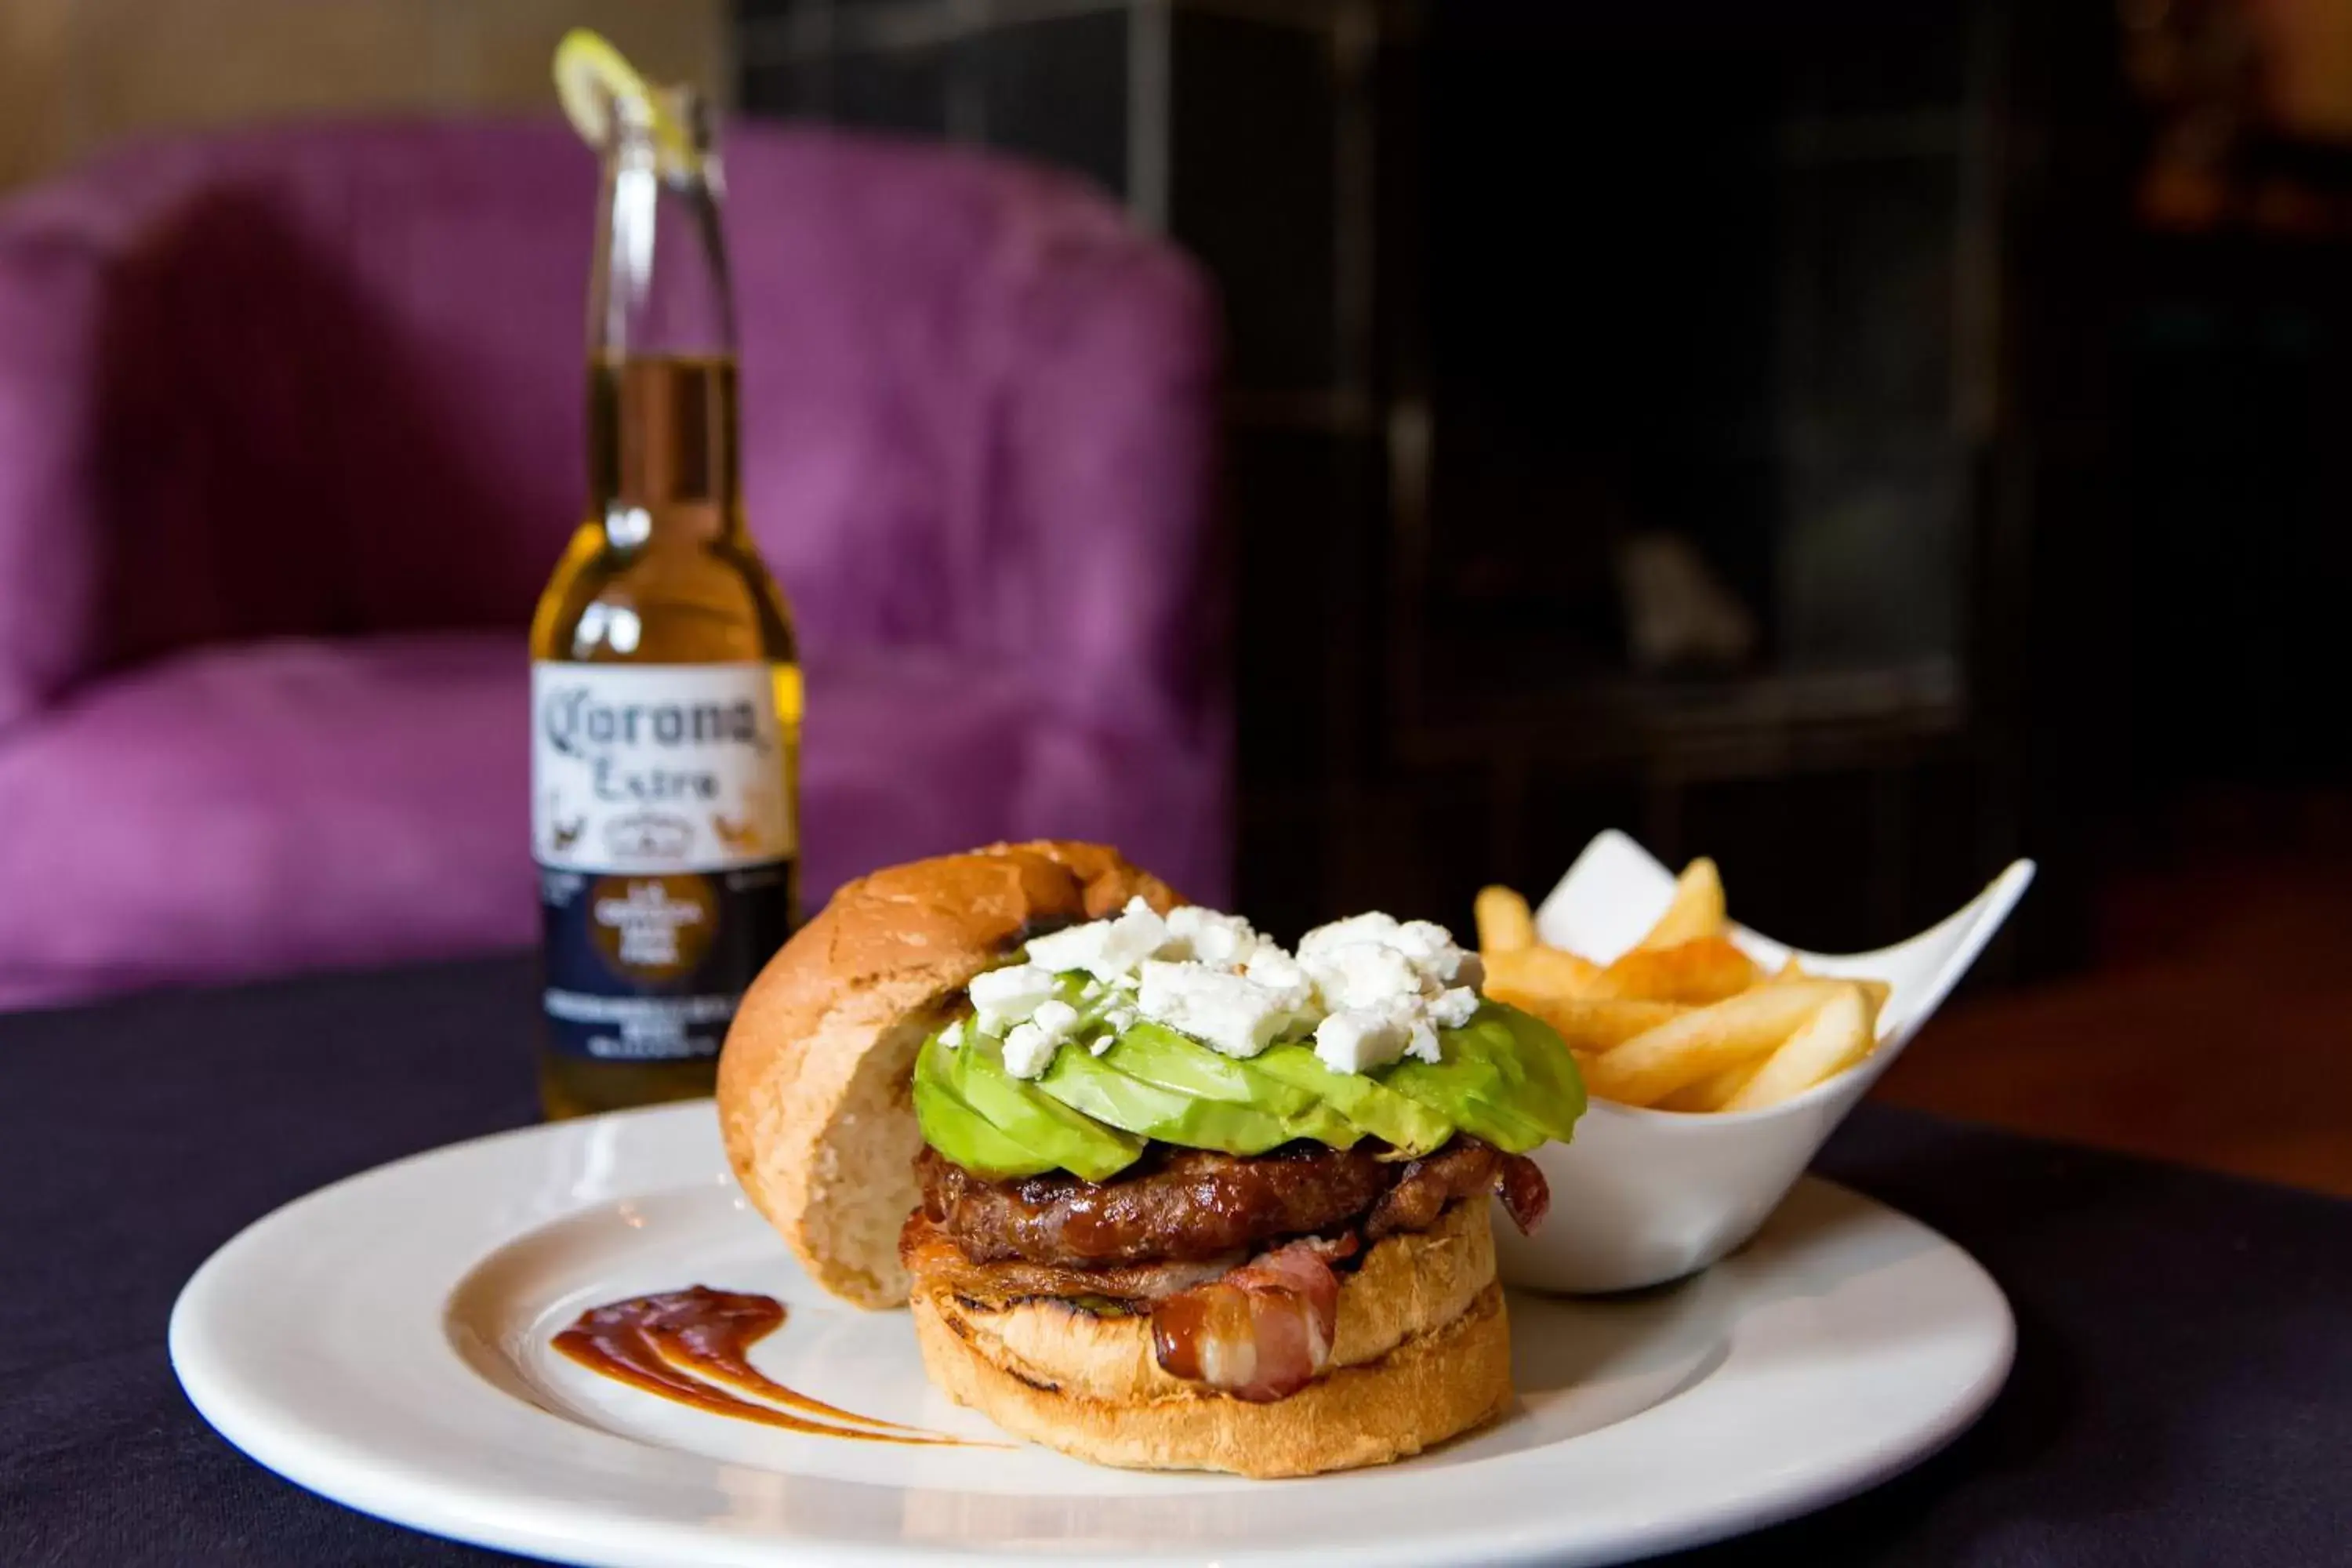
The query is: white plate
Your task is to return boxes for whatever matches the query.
[172,1101,2013,1568]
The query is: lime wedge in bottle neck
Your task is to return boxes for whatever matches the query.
[553,27,700,181]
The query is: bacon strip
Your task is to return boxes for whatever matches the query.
[1363,1141,1501,1240]
[1497,1153,1549,1235]
[1359,1142,1550,1240]
[1149,1235,1356,1403]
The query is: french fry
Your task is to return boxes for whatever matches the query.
[1581,980,1843,1108]
[1490,992,1689,1054]
[1481,944,1604,998]
[1656,1058,1762,1112]
[1483,849,1896,1112]
[1766,962,1886,1013]
[1635,858,1725,949]
[1474,885,1537,954]
[1589,935,1759,1004]
[1773,968,1889,1014]
[1722,983,1875,1112]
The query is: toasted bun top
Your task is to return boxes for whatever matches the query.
[717,841,1181,1307]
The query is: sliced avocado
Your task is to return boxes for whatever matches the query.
[1036,1046,1300,1155]
[1272,1096,1366,1149]
[911,1073,1058,1178]
[913,1033,1057,1175]
[1379,1054,1550,1153]
[1250,1043,1454,1156]
[1378,1004,1585,1153]
[1221,1051,1363,1148]
[1447,1004,1587,1141]
[1100,1023,1319,1116]
[942,1033,1145,1182]
[916,1000,1583,1174]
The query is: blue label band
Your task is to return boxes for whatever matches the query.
[539,859,794,1061]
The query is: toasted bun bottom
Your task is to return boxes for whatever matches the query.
[908,1200,1512,1475]
[915,1283,1510,1478]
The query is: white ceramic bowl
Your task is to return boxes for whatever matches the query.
[1492,829,2034,1295]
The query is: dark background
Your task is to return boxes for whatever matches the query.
[735,0,2352,983]
[724,0,2352,1198]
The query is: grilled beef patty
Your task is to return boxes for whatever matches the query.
[916,1137,1525,1270]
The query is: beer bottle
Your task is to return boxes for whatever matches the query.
[529,84,800,1119]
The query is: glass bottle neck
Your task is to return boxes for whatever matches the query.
[586,106,741,542]
[588,354,741,542]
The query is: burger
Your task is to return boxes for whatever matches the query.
[716,840,1584,1476]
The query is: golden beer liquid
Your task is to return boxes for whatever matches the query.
[532,353,802,1119]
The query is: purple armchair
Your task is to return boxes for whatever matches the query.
[0,121,1228,1011]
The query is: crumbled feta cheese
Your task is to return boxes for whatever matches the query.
[1022,921,1109,976]
[1165,905,1264,969]
[1026,897,1175,983]
[1003,997,1082,1078]
[1242,947,1301,986]
[1301,912,1476,989]
[938,1018,967,1049]
[1241,948,1316,1014]
[968,964,1057,1033]
[1428,986,1481,1029]
[1390,919,1477,985]
[1105,909,1177,975]
[1300,940,1421,1012]
[1313,1007,1411,1073]
[1298,912,1403,957]
[1135,960,1298,1059]
[988,900,1484,1076]
[1001,1022,1050,1076]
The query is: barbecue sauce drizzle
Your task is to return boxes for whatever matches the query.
[552,1285,974,1444]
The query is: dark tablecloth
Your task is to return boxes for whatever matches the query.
[0,956,2345,1566]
